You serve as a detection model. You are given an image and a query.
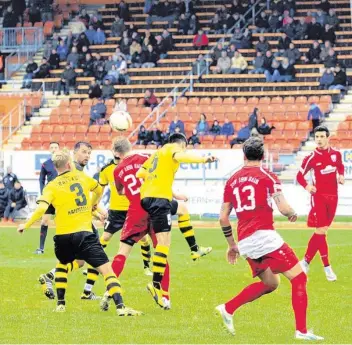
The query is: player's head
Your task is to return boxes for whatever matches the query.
[49,142,60,155]
[243,137,264,162]
[52,151,71,173]
[73,141,92,167]
[169,133,187,149]
[314,125,330,149]
[112,137,132,160]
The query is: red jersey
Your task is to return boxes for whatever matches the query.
[296,147,344,196]
[223,166,282,241]
[114,153,150,209]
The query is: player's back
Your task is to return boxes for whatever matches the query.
[114,153,150,209]
[140,143,181,201]
[39,170,98,235]
[224,166,281,241]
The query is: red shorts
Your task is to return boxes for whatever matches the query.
[247,243,299,278]
[308,194,338,228]
[120,207,157,246]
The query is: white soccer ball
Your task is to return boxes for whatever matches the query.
[109,111,133,132]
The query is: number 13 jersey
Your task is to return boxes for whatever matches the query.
[37,171,100,235]
[223,166,282,242]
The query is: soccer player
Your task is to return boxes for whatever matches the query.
[296,126,344,281]
[17,151,142,316]
[136,133,218,308]
[34,142,60,255]
[216,137,323,341]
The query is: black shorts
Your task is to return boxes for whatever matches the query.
[54,231,109,268]
[141,197,172,234]
[92,223,99,238]
[45,204,55,215]
[171,199,178,216]
[104,210,127,235]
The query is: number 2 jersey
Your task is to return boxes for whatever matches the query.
[224,166,282,243]
[37,171,100,235]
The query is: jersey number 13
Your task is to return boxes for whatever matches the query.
[233,185,256,212]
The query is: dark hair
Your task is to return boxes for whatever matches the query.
[314,125,330,137]
[49,142,60,146]
[243,137,264,161]
[74,141,93,151]
[169,133,187,144]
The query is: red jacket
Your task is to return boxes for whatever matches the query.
[193,34,209,47]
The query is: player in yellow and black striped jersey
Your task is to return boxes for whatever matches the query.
[17,150,142,316]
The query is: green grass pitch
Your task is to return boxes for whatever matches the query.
[0,225,351,344]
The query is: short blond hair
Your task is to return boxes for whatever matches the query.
[113,137,132,155]
[52,151,70,169]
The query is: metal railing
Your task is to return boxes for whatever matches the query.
[5,49,38,79]
[0,27,44,51]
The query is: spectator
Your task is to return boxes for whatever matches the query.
[210,14,222,34]
[265,59,281,82]
[111,16,125,37]
[248,108,259,132]
[3,182,27,222]
[169,115,185,133]
[193,30,209,49]
[315,9,327,27]
[178,13,190,34]
[104,55,115,73]
[161,126,171,145]
[192,54,207,75]
[142,30,156,49]
[196,113,209,134]
[147,0,177,28]
[263,50,274,71]
[137,125,148,145]
[319,68,334,89]
[131,44,144,68]
[319,0,331,13]
[141,45,159,68]
[3,6,18,28]
[258,117,275,135]
[118,0,130,21]
[227,44,237,59]
[94,53,105,70]
[255,11,270,33]
[322,24,336,44]
[284,0,296,16]
[117,68,131,85]
[230,0,241,14]
[119,37,131,59]
[77,33,90,52]
[79,8,90,25]
[69,16,87,36]
[216,5,228,22]
[230,51,248,74]
[114,98,127,112]
[162,29,174,51]
[221,118,235,136]
[320,40,332,62]
[230,27,244,48]
[268,10,282,32]
[188,129,201,146]
[56,63,76,96]
[81,54,95,77]
[21,58,38,89]
[294,18,308,40]
[0,181,9,221]
[307,17,323,40]
[284,42,301,64]
[277,33,291,56]
[283,21,296,39]
[51,33,61,50]
[256,36,271,54]
[249,51,265,74]
[230,125,250,147]
[307,103,324,132]
[0,52,4,86]
[329,64,347,91]
[271,0,284,14]
[65,31,74,51]
[33,58,50,79]
[89,98,107,126]
[155,36,168,59]
[282,10,293,27]
[280,57,296,81]
[144,89,158,109]
[57,40,68,61]
[215,50,231,74]
[305,41,322,63]
[67,47,79,68]
[48,49,60,69]
[28,2,41,25]
[188,15,199,35]
[147,124,163,147]
[93,28,106,45]
[305,11,314,24]
[326,8,339,29]
[210,120,222,136]
[88,80,102,99]
[324,48,338,68]
[101,79,116,99]
[12,0,26,19]
[212,43,224,61]
[85,25,96,45]
[2,167,18,190]
[130,40,142,58]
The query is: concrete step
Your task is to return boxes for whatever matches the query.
[38,108,54,116]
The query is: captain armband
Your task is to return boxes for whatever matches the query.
[221,225,233,238]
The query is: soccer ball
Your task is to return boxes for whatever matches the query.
[109,111,133,132]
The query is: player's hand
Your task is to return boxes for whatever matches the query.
[305,185,316,194]
[99,212,108,223]
[11,202,16,207]
[205,156,218,163]
[338,175,345,185]
[92,204,98,212]
[226,244,240,265]
[177,194,188,202]
[17,224,25,234]
[288,213,297,222]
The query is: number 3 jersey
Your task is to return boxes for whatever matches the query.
[223,166,283,243]
[37,171,100,235]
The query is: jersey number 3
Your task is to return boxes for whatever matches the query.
[70,183,87,207]
[233,185,256,212]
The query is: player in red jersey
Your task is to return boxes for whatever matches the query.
[216,137,323,341]
[296,126,344,281]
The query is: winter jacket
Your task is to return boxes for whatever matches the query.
[188,134,201,145]
[0,188,9,210]
[217,57,231,72]
[61,68,76,82]
[283,48,301,63]
[90,103,107,120]
[93,31,106,45]
[3,173,18,190]
[169,120,185,133]
[210,124,222,135]
[8,187,27,209]
[231,55,248,70]
[26,62,38,74]
[66,53,79,68]
[196,121,209,134]
[193,34,209,47]
[253,56,264,69]
[320,71,334,86]
[49,54,60,69]
[278,36,291,50]
[308,23,323,39]
[101,84,116,99]
[85,29,96,44]
[322,28,336,44]
[221,122,235,136]
[57,45,68,61]
[111,19,125,37]
[332,70,347,86]
[248,113,258,130]
[307,104,323,120]
[237,126,250,140]
[88,84,102,99]
[307,46,321,62]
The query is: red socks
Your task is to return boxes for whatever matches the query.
[161,262,170,299]
[290,272,308,333]
[224,281,275,315]
[305,233,330,266]
[111,254,126,278]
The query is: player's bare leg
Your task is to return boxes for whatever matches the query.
[177,202,212,261]
[96,262,142,316]
[301,226,336,281]
[34,214,50,254]
[282,263,324,340]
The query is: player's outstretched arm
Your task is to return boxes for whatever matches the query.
[18,202,49,233]
[173,152,218,164]
[136,167,147,179]
[172,191,188,202]
[272,192,297,222]
[90,183,103,207]
[219,202,239,264]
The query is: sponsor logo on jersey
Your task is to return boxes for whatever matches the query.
[321,165,337,175]
[331,154,337,162]
[316,163,322,166]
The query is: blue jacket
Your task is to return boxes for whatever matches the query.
[221,122,235,136]
[320,72,334,86]
[85,29,96,44]
[196,120,209,133]
[237,126,250,140]
[90,103,107,120]
[93,31,106,45]
[57,45,68,61]
[0,187,9,210]
[39,158,58,194]
[3,173,18,190]
[169,120,185,133]
[307,105,323,120]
